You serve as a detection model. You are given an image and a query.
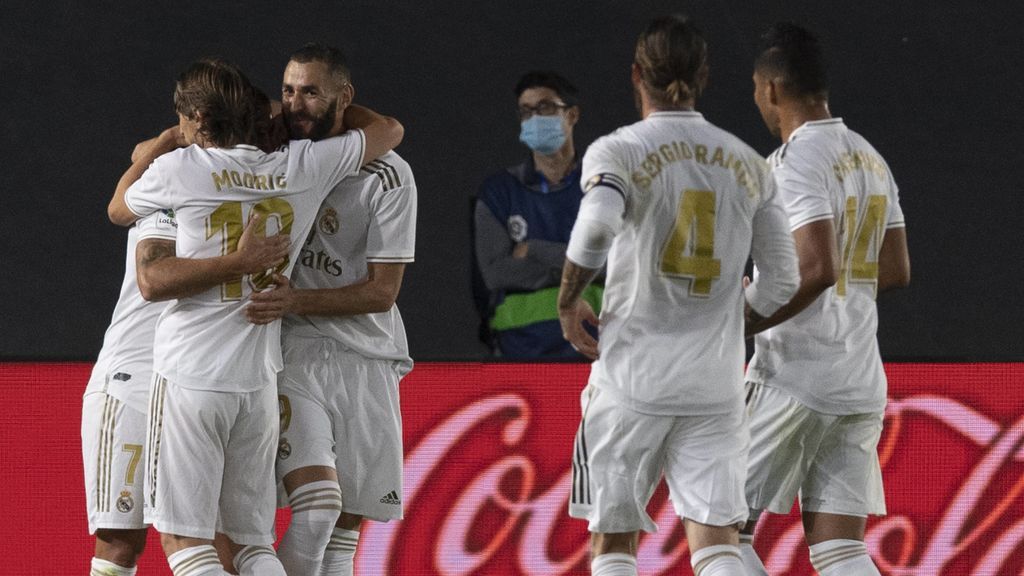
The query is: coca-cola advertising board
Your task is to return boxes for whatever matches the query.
[2,362,1022,575]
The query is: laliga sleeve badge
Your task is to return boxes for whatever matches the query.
[116,491,134,513]
[278,437,292,460]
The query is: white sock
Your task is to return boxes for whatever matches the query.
[168,545,229,576]
[319,528,359,576]
[277,480,343,576]
[690,544,744,576]
[90,557,137,576]
[590,552,637,576]
[738,534,769,576]
[233,545,285,576]
[809,539,880,576]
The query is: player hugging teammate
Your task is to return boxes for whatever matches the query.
[93,51,406,576]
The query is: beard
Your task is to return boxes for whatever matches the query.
[284,98,338,141]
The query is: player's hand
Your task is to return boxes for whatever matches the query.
[235,214,290,274]
[559,300,600,360]
[246,273,293,325]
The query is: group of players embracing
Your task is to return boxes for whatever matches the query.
[81,12,911,576]
[85,43,416,576]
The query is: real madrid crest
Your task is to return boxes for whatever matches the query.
[116,491,134,513]
[318,207,340,235]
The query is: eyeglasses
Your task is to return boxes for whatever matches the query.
[517,100,570,120]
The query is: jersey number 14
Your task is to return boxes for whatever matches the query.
[837,195,887,298]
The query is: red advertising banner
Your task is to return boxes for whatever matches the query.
[1,363,1022,575]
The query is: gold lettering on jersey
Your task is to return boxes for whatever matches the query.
[211,169,289,192]
[710,146,726,167]
[630,142,760,197]
[694,145,708,164]
[832,150,888,183]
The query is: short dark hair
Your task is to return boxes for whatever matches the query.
[514,71,579,107]
[755,22,828,97]
[634,14,708,107]
[289,42,352,88]
[173,58,257,147]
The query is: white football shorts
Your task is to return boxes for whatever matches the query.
[569,385,749,533]
[82,391,149,533]
[277,338,406,521]
[744,382,886,517]
[144,376,279,544]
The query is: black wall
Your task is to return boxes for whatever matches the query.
[2,1,1020,361]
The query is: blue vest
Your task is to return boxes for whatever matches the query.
[478,158,601,359]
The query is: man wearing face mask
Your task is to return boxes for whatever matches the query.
[474,71,601,358]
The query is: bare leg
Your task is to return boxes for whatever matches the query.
[94,528,147,567]
[683,519,744,576]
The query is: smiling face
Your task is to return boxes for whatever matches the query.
[281,60,349,141]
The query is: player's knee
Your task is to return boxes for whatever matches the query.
[335,511,363,531]
[590,531,639,557]
[95,528,147,565]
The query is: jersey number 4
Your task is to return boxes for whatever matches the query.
[659,189,722,296]
[207,198,296,301]
[837,195,887,298]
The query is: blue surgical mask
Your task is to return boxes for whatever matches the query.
[519,115,566,155]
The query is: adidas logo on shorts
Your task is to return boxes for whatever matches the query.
[379,490,401,505]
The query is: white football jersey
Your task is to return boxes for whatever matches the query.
[284,151,416,368]
[124,133,365,392]
[582,111,796,416]
[86,211,178,411]
[746,119,905,415]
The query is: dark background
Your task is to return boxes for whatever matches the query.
[1,1,1020,361]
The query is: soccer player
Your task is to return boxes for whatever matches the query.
[558,15,799,576]
[739,23,911,576]
[107,58,403,576]
[242,43,417,576]
[84,124,290,576]
[82,208,177,576]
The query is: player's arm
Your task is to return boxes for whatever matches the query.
[342,104,403,166]
[136,214,290,301]
[110,128,186,226]
[745,217,834,337]
[556,186,623,359]
[244,262,404,324]
[876,226,910,293]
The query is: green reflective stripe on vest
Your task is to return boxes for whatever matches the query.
[490,285,603,331]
